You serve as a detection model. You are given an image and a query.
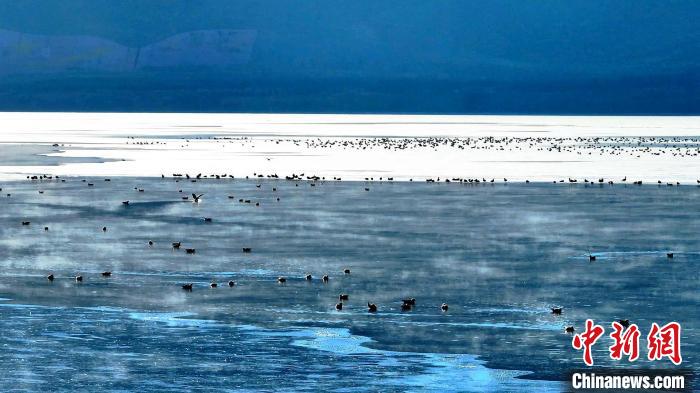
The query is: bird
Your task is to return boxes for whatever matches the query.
[277,277,287,283]
[228,280,236,287]
[101,271,112,277]
[335,303,343,310]
[322,275,329,283]
[551,307,563,315]
[148,240,154,246]
[75,275,83,282]
[21,221,30,226]
[102,226,107,232]
[242,247,252,253]
[305,274,312,281]
[402,298,416,306]
[339,294,349,301]
[46,274,54,281]
[667,252,674,258]
[172,242,181,249]
[589,255,596,262]
[44,227,49,231]
[565,326,575,334]
[182,283,193,291]
[441,303,449,311]
[192,193,204,203]
[401,303,412,311]
[203,217,212,222]
[343,269,351,274]
[210,282,218,288]
[619,319,631,328]
[185,248,196,254]
[367,303,378,312]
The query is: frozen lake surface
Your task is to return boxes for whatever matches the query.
[0,113,699,183]
[0,176,698,391]
[0,113,698,391]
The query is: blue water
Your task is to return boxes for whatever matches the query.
[0,178,697,391]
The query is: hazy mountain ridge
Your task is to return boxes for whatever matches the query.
[0,29,256,74]
[0,0,697,113]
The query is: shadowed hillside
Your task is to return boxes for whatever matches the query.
[0,0,697,113]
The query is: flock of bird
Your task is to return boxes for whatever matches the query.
[125,134,700,160]
[10,173,463,318]
[6,169,688,334]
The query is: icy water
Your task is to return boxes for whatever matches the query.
[0,177,698,392]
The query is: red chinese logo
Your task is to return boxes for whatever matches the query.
[609,321,640,361]
[647,322,682,365]
[571,320,682,366]
[572,319,605,366]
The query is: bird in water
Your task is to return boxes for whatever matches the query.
[441,303,449,311]
[367,303,378,312]
[322,275,329,283]
[277,277,287,283]
[589,255,596,262]
[192,193,204,203]
[242,247,252,253]
[172,242,181,249]
[228,280,236,287]
[101,271,112,277]
[551,307,563,315]
[46,274,54,281]
[667,252,674,258]
[343,269,351,274]
[335,303,343,310]
[305,274,312,281]
[102,226,107,232]
[185,248,196,254]
[75,275,83,282]
[619,319,631,328]
[339,294,349,301]
[182,283,193,291]
[565,326,575,334]
[210,282,218,288]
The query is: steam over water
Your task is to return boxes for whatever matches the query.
[0,177,697,391]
